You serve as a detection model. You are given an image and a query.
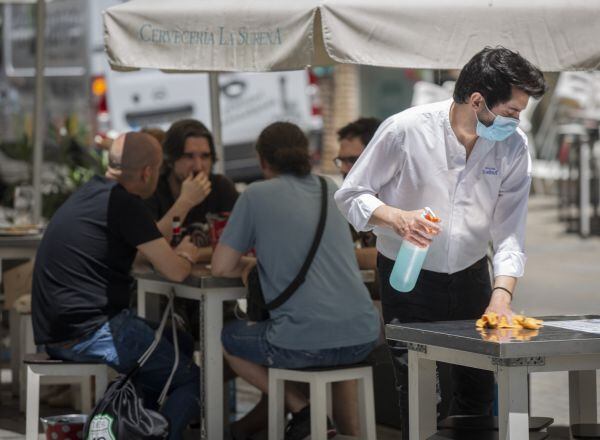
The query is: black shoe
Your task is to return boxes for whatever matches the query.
[284,405,337,440]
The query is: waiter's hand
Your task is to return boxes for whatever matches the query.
[376,207,441,247]
[484,289,514,322]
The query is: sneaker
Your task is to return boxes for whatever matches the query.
[284,405,337,440]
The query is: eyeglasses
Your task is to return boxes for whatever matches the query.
[333,156,360,168]
[181,152,212,160]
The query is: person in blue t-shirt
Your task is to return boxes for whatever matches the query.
[211,122,380,440]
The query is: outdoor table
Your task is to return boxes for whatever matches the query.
[134,264,245,440]
[135,266,376,439]
[0,234,42,282]
[386,315,600,440]
[0,234,42,396]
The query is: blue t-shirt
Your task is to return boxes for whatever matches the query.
[220,174,380,350]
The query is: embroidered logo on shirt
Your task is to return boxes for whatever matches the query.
[482,167,499,176]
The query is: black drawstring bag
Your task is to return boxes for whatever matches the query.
[85,290,180,440]
[245,176,328,322]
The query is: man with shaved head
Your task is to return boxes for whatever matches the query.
[32,132,202,440]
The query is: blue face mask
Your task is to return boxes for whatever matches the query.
[475,101,520,141]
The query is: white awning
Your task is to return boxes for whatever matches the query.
[104,0,600,73]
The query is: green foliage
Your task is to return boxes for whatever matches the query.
[0,115,106,220]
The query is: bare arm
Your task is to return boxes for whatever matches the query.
[156,172,212,239]
[211,242,254,278]
[485,275,517,319]
[137,235,201,282]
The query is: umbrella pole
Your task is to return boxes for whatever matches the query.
[209,72,224,175]
[32,0,45,224]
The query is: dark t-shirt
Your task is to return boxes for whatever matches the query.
[32,176,162,345]
[145,172,238,226]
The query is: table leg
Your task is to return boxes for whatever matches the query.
[498,365,529,440]
[9,308,20,396]
[204,295,224,440]
[408,351,437,440]
[137,280,146,318]
[569,370,597,425]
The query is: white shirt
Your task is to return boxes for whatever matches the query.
[334,99,531,277]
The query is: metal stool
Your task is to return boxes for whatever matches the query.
[268,364,376,440]
[24,353,108,440]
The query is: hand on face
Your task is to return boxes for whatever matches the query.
[390,208,441,247]
[179,171,212,208]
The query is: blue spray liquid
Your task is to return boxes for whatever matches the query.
[389,207,439,292]
[389,241,429,292]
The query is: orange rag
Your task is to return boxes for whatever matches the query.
[476,312,543,330]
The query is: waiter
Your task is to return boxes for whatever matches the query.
[335,46,546,439]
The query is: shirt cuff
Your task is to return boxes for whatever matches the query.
[352,194,385,231]
[492,251,526,278]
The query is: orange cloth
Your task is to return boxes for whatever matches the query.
[478,327,540,342]
[476,312,543,330]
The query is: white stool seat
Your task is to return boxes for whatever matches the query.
[24,353,108,440]
[268,364,376,440]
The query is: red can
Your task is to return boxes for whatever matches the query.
[41,414,86,440]
[207,212,230,249]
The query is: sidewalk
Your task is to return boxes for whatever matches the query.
[518,196,600,427]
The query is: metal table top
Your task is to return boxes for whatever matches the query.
[135,266,374,289]
[386,315,600,358]
[134,264,244,289]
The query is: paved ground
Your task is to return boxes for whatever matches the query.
[517,196,600,429]
[0,194,598,439]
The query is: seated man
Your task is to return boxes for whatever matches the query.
[146,119,239,335]
[146,118,238,243]
[32,132,203,440]
[212,122,380,440]
[335,117,382,284]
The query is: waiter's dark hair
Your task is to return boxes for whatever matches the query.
[453,46,547,109]
[163,119,217,165]
[255,122,311,176]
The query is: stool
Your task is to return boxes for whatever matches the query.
[428,429,549,439]
[24,353,109,440]
[17,314,91,412]
[572,423,600,438]
[268,364,376,440]
[438,415,554,431]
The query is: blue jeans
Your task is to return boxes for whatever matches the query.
[222,319,377,368]
[46,309,200,440]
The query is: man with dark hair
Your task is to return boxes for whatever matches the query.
[335,47,546,439]
[146,118,238,240]
[335,117,382,179]
[335,117,382,272]
[32,132,204,440]
[145,119,239,336]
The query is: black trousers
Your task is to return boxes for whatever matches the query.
[378,253,495,440]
